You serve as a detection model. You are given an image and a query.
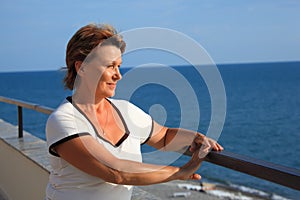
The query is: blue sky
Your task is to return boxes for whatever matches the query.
[0,0,299,72]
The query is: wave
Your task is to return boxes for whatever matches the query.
[210,183,292,200]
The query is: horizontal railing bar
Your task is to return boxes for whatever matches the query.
[0,96,54,115]
[205,151,300,190]
[1,95,300,191]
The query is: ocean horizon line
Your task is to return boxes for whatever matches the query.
[0,60,299,73]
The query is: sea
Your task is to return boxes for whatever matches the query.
[0,61,299,199]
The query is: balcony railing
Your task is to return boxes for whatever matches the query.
[0,95,299,191]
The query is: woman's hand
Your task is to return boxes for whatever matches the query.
[189,133,223,158]
[175,148,203,181]
[176,134,223,181]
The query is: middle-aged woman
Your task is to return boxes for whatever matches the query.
[45,24,223,200]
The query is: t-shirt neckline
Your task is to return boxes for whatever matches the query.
[66,96,130,147]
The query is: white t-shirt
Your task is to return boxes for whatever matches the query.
[45,97,153,200]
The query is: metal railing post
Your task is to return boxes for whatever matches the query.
[17,106,23,138]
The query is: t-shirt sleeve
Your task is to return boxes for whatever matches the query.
[46,109,90,157]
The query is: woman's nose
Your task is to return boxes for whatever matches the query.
[113,67,122,80]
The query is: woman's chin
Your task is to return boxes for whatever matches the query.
[107,91,115,98]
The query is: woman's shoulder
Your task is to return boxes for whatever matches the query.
[108,98,130,105]
[108,98,136,109]
[47,98,76,121]
[109,98,151,121]
[108,98,140,112]
[52,98,73,113]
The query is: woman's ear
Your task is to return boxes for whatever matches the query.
[75,61,83,73]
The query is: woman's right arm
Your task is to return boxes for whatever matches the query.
[55,134,203,186]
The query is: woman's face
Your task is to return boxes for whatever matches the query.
[79,45,122,100]
[95,45,122,99]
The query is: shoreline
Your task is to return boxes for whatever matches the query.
[133,180,291,200]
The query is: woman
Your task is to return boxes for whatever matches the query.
[45,24,223,200]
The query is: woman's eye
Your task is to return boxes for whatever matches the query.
[108,65,120,69]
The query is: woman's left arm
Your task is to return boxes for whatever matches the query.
[146,121,223,153]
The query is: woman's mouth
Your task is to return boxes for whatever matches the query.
[107,82,116,89]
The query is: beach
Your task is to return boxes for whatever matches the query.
[132,180,273,200]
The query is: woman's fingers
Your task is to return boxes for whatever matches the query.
[214,142,224,151]
[190,134,224,153]
[189,173,201,180]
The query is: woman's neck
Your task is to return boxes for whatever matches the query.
[73,92,107,113]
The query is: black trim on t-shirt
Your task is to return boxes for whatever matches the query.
[49,132,90,157]
[141,118,154,145]
[115,133,129,147]
[66,96,72,103]
[65,96,130,148]
[108,99,130,134]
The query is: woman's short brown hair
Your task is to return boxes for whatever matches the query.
[64,24,126,90]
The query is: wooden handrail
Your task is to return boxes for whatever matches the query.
[206,151,300,191]
[0,96,53,115]
[0,95,300,191]
[0,96,54,137]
